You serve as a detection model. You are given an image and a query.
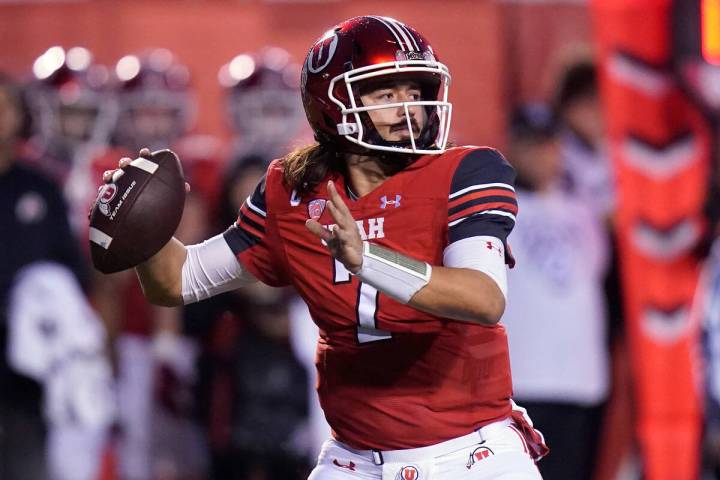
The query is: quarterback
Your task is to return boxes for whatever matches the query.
[105,16,547,480]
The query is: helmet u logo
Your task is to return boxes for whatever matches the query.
[307,34,338,73]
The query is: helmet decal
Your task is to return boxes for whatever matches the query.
[369,16,420,52]
[307,32,339,74]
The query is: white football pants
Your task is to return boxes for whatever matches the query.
[308,418,542,480]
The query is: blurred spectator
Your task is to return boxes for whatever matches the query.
[0,72,91,479]
[554,59,614,220]
[219,47,310,167]
[553,59,630,478]
[502,103,611,480]
[229,288,309,480]
[185,288,310,480]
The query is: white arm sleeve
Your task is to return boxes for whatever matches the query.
[181,233,258,305]
[443,236,508,299]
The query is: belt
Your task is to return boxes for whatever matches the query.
[345,417,513,465]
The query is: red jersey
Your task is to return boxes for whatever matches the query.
[224,146,518,450]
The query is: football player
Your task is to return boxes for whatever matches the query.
[99,48,214,480]
[104,16,548,479]
[26,46,117,233]
[219,47,310,164]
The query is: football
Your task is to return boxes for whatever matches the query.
[89,149,186,274]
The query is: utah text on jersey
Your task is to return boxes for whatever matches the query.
[324,217,386,241]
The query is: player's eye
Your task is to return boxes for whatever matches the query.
[375,91,394,101]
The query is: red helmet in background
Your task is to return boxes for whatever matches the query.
[219,47,305,151]
[28,46,117,158]
[301,16,452,156]
[112,49,193,152]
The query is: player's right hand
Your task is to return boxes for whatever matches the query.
[102,148,191,193]
[306,180,363,273]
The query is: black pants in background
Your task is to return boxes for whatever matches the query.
[0,399,47,480]
[517,400,604,480]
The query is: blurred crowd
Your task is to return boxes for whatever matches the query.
[0,44,718,480]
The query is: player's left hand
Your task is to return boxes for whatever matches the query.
[306,180,363,273]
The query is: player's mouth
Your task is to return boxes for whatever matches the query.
[390,119,420,134]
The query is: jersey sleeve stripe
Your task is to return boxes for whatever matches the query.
[448,209,517,227]
[448,189,516,210]
[245,195,267,218]
[449,182,515,200]
[237,217,265,239]
[240,203,266,226]
[223,224,260,255]
[448,148,517,248]
[448,195,517,216]
[239,212,265,234]
[448,202,518,223]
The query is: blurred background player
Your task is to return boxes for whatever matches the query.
[25,46,117,233]
[112,48,223,223]
[218,47,309,168]
[501,103,611,480]
[113,48,193,154]
[92,48,214,480]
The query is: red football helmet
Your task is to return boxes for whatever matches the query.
[301,16,452,156]
[219,47,304,149]
[28,46,117,157]
[112,49,193,152]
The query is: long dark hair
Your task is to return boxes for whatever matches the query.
[281,140,426,197]
[281,143,344,197]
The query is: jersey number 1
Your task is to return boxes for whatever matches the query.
[334,259,392,343]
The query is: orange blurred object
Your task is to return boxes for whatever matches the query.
[702,0,720,65]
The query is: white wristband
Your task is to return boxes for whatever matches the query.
[181,234,258,304]
[355,241,432,304]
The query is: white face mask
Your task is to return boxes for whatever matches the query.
[329,60,452,155]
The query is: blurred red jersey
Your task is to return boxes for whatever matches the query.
[224,146,518,450]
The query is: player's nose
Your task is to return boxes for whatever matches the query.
[396,101,416,118]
